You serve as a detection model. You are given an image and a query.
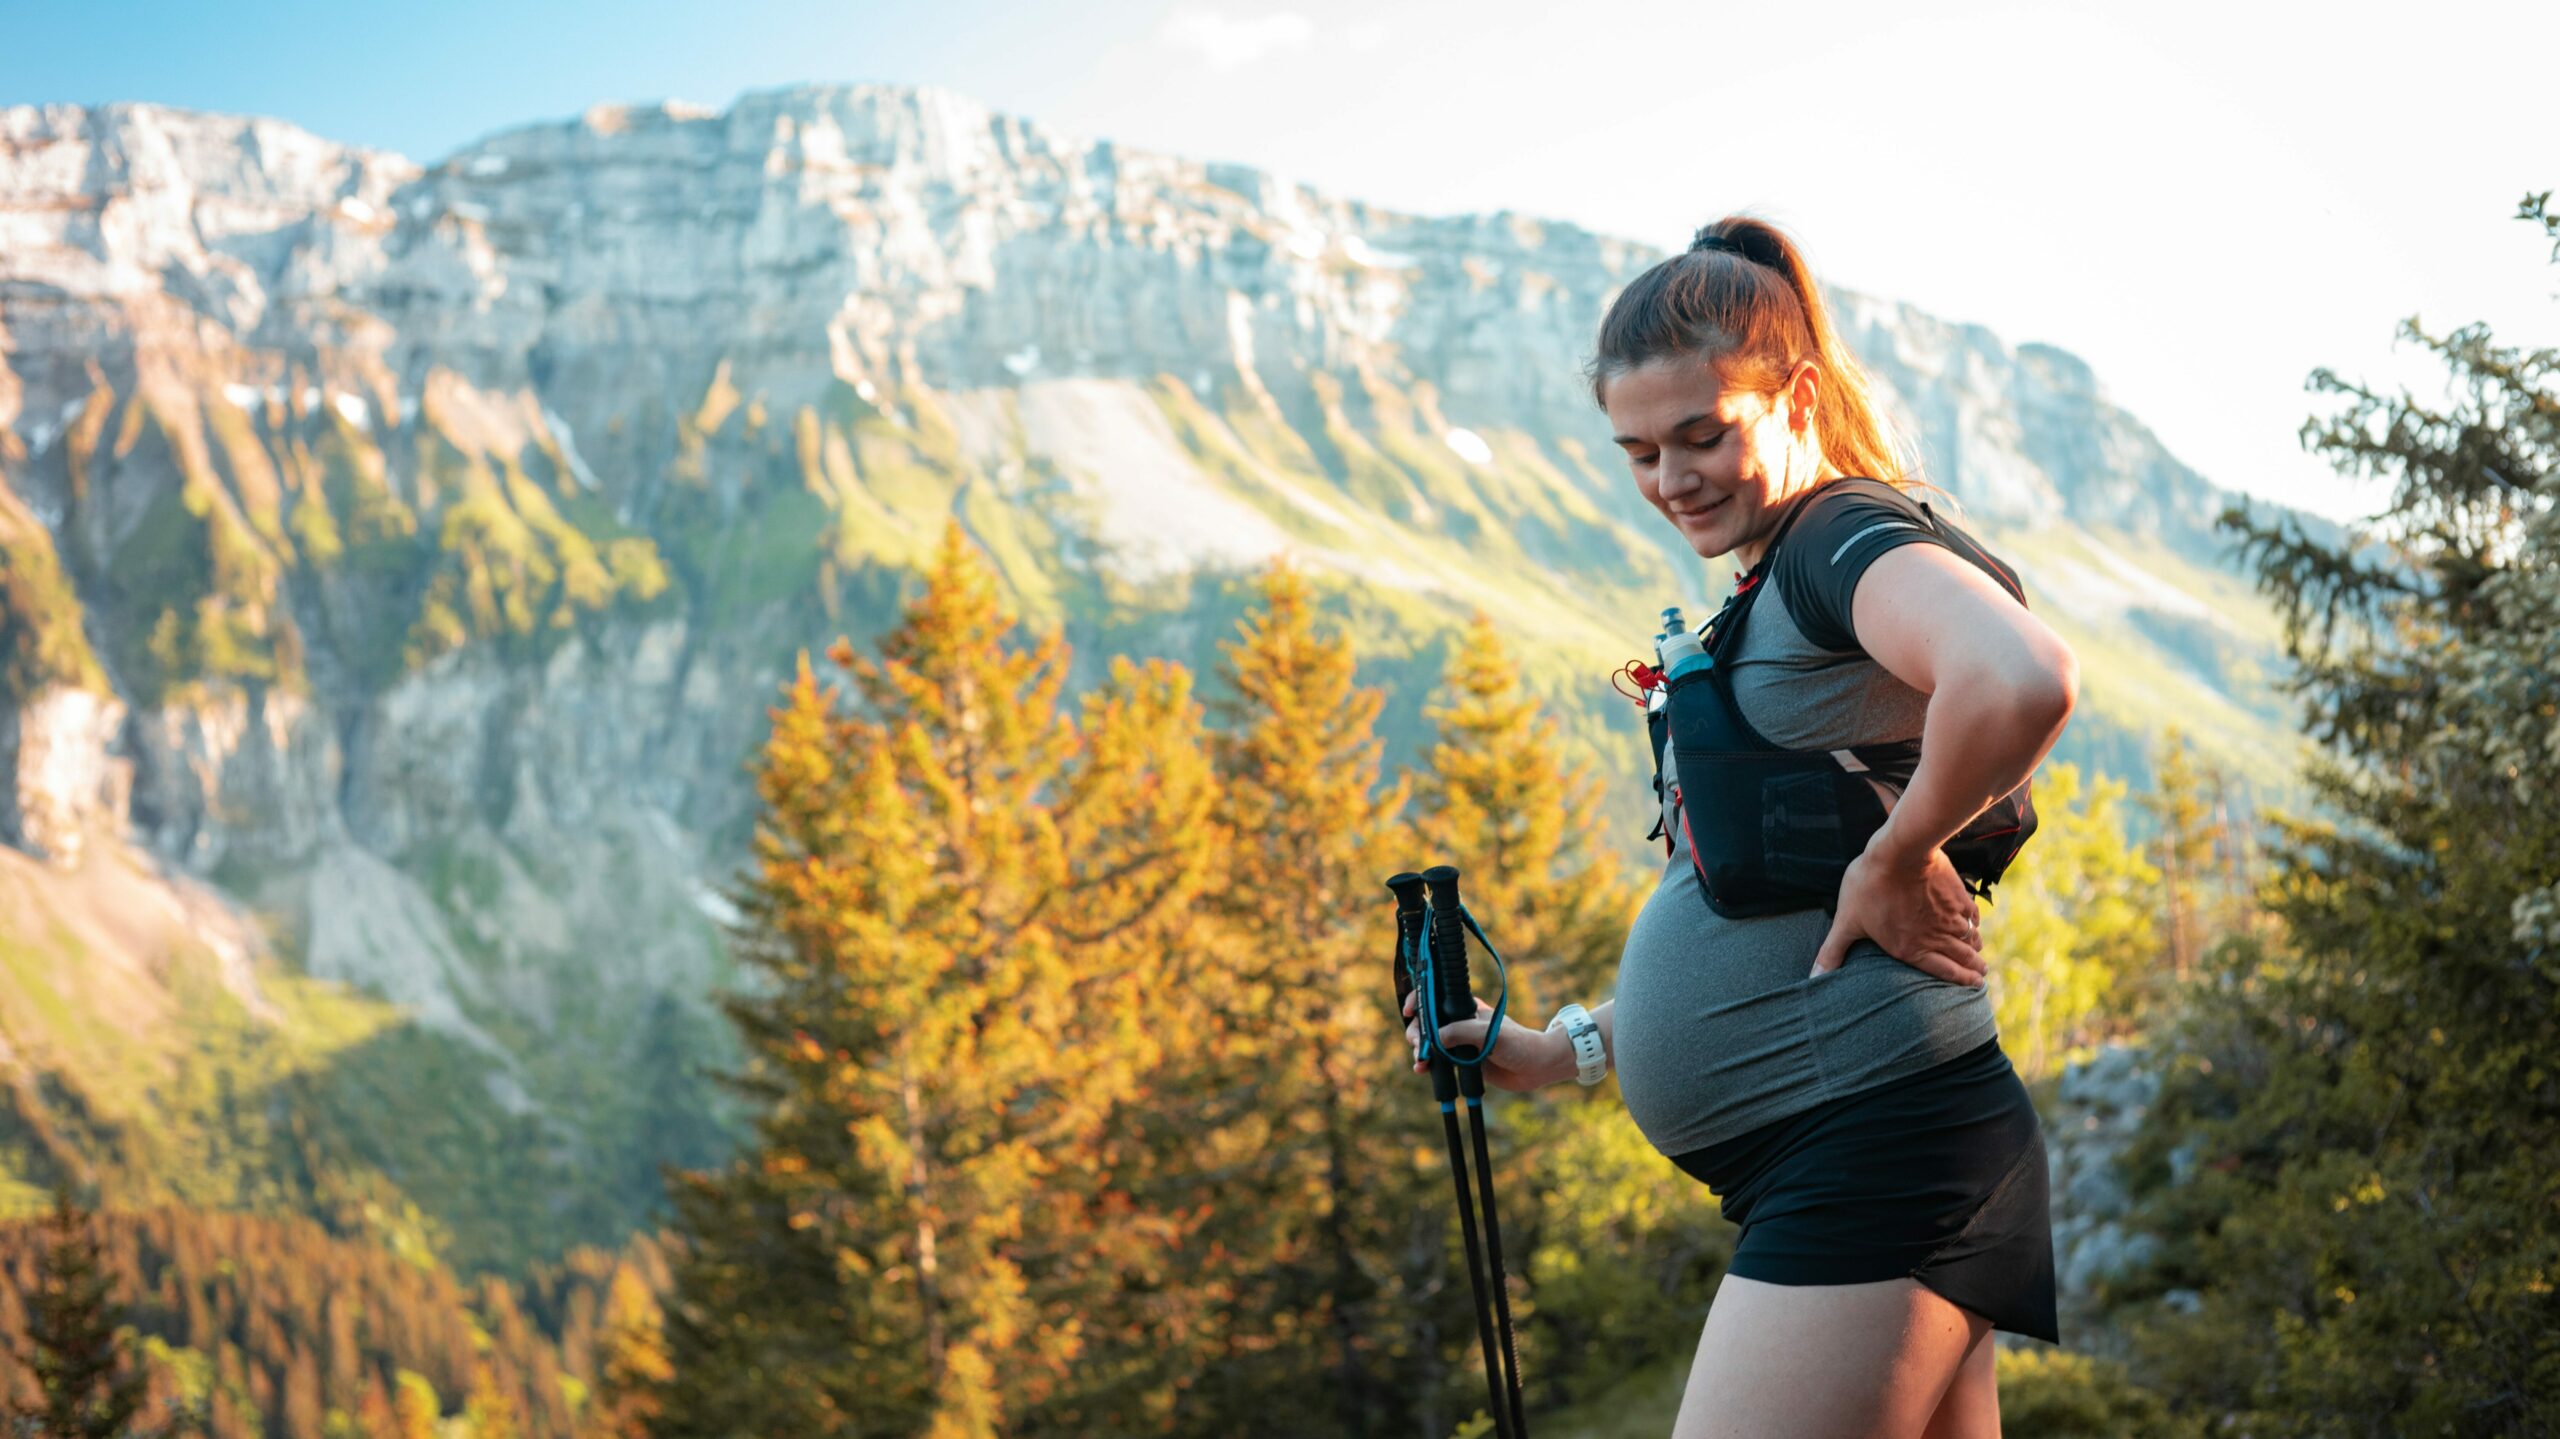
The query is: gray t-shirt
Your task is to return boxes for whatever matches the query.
[1611,556,1998,1158]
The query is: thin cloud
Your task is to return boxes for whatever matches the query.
[1157,9,1317,71]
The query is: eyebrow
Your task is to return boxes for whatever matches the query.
[1613,412,1717,447]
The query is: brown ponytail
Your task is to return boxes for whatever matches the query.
[1588,216,1917,492]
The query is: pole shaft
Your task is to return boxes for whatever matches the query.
[1441,1088,1515,1439]
[1467,1091,1528,1438]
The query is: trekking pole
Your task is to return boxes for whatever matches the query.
[1387,871,1516,1439]
[1423,865,1529,1439]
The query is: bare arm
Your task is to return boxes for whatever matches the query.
[1808,543,2078,981]
[1852,544,2077,858]
[1404,996,1618,1092]
[1523,998,1620,1089]
[1515,997,1619,1090]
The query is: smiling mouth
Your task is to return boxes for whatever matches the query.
[1670,496,1729,520]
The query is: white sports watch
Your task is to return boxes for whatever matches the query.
[1552,1003,1608,1087]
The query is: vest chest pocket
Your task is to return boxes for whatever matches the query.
[1761,766,1892,896]
[1672,746,1893,919]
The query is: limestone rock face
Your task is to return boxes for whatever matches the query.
[0,83,2296,1254]
[0,687,128,865]
[4,86,2241,566]
[0,102,416,366]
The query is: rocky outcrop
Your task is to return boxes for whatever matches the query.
[2044,1043,2175,1347]
[0,687,128,866]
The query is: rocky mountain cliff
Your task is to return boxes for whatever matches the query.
[0,84,2304,1267]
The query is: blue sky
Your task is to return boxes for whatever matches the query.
[12,0,2559,520]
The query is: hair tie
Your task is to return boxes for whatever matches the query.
[1689,228,1743,256]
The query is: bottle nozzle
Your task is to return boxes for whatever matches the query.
[1655,603,1711,683]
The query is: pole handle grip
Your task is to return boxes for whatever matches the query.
[1421,865,1475,1032]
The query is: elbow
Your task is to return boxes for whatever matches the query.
[2022,640,2078,735]
[1929,623,2077,735]
[1969,634,2074,737]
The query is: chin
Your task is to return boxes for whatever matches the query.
[1676,519,1736,560]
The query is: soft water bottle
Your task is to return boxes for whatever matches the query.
[1647,608,1684,715]
[1655,606,1711,684]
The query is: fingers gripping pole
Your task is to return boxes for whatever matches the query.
[1407,864,1509,1076]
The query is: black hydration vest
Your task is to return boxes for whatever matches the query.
[1645,479,2040,920]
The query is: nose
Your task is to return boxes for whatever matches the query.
[1656,445,1705,502]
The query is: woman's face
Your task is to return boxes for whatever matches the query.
[1603,357,1818,566]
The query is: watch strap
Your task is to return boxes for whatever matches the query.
[1554,1003,1607,1086]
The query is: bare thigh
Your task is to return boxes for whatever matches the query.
[1919,1326,1999,1439]
[1671,1275,1991,1439]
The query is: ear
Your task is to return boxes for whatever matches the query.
[1785,361,1821,433]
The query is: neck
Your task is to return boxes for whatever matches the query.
[1732,470,1837,571]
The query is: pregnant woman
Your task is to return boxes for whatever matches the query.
[1409,216,2076,1437]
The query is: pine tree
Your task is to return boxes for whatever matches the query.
[281,1342,321,1439]
[2126,191,2560,1431]
[657,524,1215,1438]
[390,1373,439,1439]
[207,1389,252,1439]
[354,1376,399,1439]
[1171,563,1415,1437]
[2141,728,2221,986]
[1403,612,1648,1431]
[1012,652,1221,1438]
[461,1364,522,1439]
[2200,763,2265,944]
[321,1293,360,1419]
[1410,611,1636,1018]
[1978,763,2160,1079]
[5,1187,145,1439]
[581,1268,666,1439]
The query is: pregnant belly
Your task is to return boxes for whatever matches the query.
[1612,863,1990,1155]
[1611,869,1830,1146]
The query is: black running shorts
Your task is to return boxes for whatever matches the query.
[1666,1036,2060,1343]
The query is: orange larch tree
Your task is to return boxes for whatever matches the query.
[1164,563,1424,1438]
[657,524,1214,1439]
[1411,610,1636,1020]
